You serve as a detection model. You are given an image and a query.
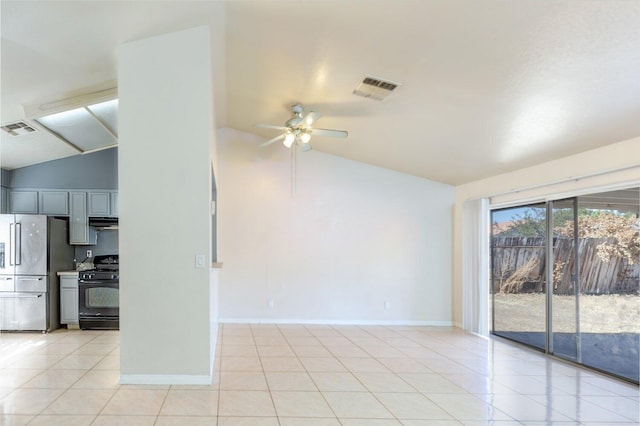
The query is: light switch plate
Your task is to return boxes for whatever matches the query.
[195,254,205,268]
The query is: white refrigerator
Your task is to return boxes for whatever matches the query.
[0,214,73,331]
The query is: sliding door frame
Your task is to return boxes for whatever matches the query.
[490,187,639,383]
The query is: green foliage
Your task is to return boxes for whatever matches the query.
[496,207,552,237]
[511,208,546,237]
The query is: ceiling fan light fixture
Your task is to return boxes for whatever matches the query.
[256,103,347,151]
[283,133,295,148]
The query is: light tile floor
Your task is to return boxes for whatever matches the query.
[0,324,638,425]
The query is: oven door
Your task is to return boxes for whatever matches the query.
[78,279,119,319]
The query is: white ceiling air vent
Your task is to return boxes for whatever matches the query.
[1,121,38,137]
[353,76,401,101]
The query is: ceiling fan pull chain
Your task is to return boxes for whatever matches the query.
[290,144,297,198]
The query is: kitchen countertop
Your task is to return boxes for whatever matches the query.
[58,266,222,275]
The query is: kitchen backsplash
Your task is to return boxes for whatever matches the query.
[74,229,119,262]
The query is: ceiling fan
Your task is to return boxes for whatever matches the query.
[257,104,348,152]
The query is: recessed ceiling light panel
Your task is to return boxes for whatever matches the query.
[24,88,118,154]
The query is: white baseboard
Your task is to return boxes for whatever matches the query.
[219,318,453,326]
[119,374,212,385]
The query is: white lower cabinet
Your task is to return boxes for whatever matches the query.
[60,274,79,326]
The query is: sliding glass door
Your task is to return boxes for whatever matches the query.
[490,187,639,383]
[550,198,580,362]
[491,203,547,351]
[576,189,639,382]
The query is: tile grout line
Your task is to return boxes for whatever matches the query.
[24,329,107,423]
[214,323,223,425]
[87,330,125,425]
[250,323,281,426]
[278,323,343,423]
[2,325,638,425]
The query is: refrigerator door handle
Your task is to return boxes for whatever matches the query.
[9,223,15,266]
[0,292,44,299]
[15,223,21,265]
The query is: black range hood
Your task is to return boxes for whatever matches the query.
[88,217,119,230]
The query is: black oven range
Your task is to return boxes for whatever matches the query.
[78,254,119,330]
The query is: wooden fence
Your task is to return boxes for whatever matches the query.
[492,237,639,295]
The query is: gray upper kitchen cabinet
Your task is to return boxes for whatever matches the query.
[69,192,96,245]
[88,191,118,217]
[8,190,38,214]
[39,191,69,215]
[111,192,118,216]
[88,191,111,216]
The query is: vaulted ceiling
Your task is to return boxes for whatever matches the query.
[2,0,639,185]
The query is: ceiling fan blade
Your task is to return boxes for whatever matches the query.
[259,134,285,147]
[302,111,321,127]
[310,128,348,138]
[256,124,288,131]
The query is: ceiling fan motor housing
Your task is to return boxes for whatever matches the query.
[291,104,304,115]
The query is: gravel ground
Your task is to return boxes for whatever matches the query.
[492,293,640,333]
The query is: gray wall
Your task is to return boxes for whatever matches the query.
[1,169,9,187]
[3,149,119,257]
[74,229,119,262]
[4,148,117,189]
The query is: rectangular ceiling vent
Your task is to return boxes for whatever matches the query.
[1,121,38,137]
[353,75,401,101]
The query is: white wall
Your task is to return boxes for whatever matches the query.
[217,128,454,324]
[118,27,213,384]
[453,136,640,326]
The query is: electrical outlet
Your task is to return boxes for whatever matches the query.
[86,250,92,258]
